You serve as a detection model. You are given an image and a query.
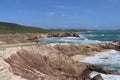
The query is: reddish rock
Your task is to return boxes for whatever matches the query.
[29,32,79,40]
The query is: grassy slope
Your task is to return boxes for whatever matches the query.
[0,22,88,33]
[0,22,46,33]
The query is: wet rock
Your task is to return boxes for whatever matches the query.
[91,74,103,80]
[88,65,120,75]
[81,64,120,80]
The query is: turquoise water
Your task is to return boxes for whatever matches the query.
[36,30,120,43]
[78,30,120,41]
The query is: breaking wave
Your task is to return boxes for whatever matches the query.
[37,36,101,44]
[80,50,120,80]
[36,30,120,43]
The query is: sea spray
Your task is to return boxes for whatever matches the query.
[37,37,101,43]
[80,50,120,80]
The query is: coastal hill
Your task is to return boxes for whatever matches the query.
[0,22,88,34]
[0,22,45,33]
[0,22,84,44]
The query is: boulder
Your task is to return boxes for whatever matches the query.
[81,64,120,80]
[91,74,103,80]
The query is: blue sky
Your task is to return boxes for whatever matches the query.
[0,0,120,30]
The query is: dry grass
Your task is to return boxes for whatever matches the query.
[54,44,91,55]
[4,48,86,80]
[2,42,120,80]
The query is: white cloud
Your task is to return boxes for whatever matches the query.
[47,12,55,17]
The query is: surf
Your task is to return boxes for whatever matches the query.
[80,50,120,80]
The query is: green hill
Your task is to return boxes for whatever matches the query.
[0,22,46,33]
[0,22,88,34]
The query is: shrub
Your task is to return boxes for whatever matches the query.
[66,52,75,57]
[82,47,90,52]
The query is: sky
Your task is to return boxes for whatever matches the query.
[0,0,120,30]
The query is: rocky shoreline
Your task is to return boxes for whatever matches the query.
[52,42,120,80]
[29,32,79,39]
[0,30,119,80]
[0,32,79,44]
[0,41,119,80]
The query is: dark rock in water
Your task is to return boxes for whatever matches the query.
[91,74,103,80]
[88,65,120,75]
[81,64,120,80]
[99,57,108,59]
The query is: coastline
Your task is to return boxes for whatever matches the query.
[0,42,120,80]
[81,50,120,80]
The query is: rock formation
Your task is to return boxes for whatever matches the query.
[3,43,120,80]
[91,74,103,80]
[99,41,120,51]
[29,32,79,40]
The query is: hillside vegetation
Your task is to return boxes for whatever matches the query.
[0,22,87,34]
[0,22,46,33]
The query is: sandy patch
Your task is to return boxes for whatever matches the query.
[71,54,87,61]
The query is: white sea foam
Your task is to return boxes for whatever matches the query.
[78,35,87,39]
[37,37,102,43]
[90,72,120,80]
[80,50,120,69]
[89,34,98,36]
[60,38,101,43]
[80,50,120,80]
[101,34,105,36]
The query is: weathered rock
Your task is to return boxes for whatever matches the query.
[91,74,103,80]
[81,63,120,80]
[30,33,48,39]
[88,64,120,75]
[0,41,6,45]
[29,32,79,40]
[99,42,120,51]
[1,43,120,80]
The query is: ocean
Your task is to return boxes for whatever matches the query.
[37,30,120,43]
[80,50,120,80]
[36,30,120,79]
[77,31,120,80]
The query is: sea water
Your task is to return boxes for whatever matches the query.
[36,30,120,43]
[77,30,120,42]
[80,50,120,80]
